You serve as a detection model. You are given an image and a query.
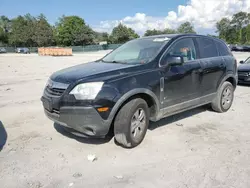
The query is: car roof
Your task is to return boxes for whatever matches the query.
[140,34,224,43]
[140,33,203,40]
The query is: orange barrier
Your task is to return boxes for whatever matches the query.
[38,47,72,56]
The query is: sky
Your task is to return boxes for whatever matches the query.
[1,0,250,35]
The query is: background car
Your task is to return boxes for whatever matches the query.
[242,45,250,52]
[16,47,30,54]
[238,57,250,84]
[0,47,7,53]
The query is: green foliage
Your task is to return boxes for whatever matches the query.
[144,22,196,37]
[216,12,250,44]
[8,14,53,47]
[0,27,8,44]
[177,22,196,34]
[144,28,176,36]
[8,15,30,46]
[216,18,231,41]
[54,16,95,46]
[144,29,161,36]
[207,34,219,38]
[109,23,139,43]
[4,11,250,47]
[0,16,11,44]
[94,32,109,43]
[32,14,53,47]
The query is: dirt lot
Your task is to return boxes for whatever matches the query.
[0,52,250,188]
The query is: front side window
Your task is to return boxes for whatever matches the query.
[161,38,197,65]
[196,37,218,58]
[102,37,170,64]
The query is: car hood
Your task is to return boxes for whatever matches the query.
[238,64,250,72]
[50,61,139,83]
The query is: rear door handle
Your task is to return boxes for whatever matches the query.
[194,68,203,74]
[220,62,224,67]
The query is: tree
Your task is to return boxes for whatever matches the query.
[8,14,36,47]
[94,32,109,43]
[177,22,196,34]
[242,24,250,44]
[109,23,139,43]
[144,29,161,36]
[8,16,27,46]
[32,14,53,47]
[55,16,95,46]
[207,34,219,38]
[231,12,250,43]
[0,27,8,44]
[144,28,176,36]
[162,28,176,34]
[0,16,11,45]
[216,12,250,44]
[216,18,231,41]
[23,14,36,47]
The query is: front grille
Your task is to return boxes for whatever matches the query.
[46,86,66,96]
[52,109,60,114]
[238,71,249,76]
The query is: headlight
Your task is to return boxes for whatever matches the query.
[69,82,104,100]
[45,78,52,87]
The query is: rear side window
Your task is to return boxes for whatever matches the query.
[196,37,218,58]
[215,40,231,56]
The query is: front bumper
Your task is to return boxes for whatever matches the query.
[238,75,250,84]
[42,98,111,137]
[238,79,250,84]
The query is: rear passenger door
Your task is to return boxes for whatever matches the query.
[195,37,226,95]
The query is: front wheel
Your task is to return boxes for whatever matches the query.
[211,81,234,113]
[114,98,149,148]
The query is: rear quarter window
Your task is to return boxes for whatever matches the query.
[196,37,218,58]
[215,40,231,56]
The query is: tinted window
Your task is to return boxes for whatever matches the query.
[215,40,231,56]
[196,37,218,58]
[161,38,197,65]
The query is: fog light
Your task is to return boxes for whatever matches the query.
[97,107,109,112]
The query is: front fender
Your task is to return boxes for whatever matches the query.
[107,88,160,123]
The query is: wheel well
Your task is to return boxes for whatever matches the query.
[225,77,236,89]
[131,93,158,119]
[108,93,158,136]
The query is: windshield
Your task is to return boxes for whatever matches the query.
[245,57,250,64]
[102,37,170,64]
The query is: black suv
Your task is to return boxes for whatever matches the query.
[41,34,237,148]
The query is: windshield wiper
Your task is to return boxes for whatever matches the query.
[101,60,127,64]
[111,60,127,64]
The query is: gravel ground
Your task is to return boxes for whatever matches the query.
[0,52,250,188]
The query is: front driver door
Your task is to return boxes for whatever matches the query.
[160,37,203,113]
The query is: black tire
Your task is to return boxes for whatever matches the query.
[114,98,149,148]
[211,81,234,113]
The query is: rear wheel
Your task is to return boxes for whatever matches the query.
[211,81,234,113]
[114,98,149,148]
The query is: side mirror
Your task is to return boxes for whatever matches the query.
[239,60,244,64]
[167,55,184,66]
